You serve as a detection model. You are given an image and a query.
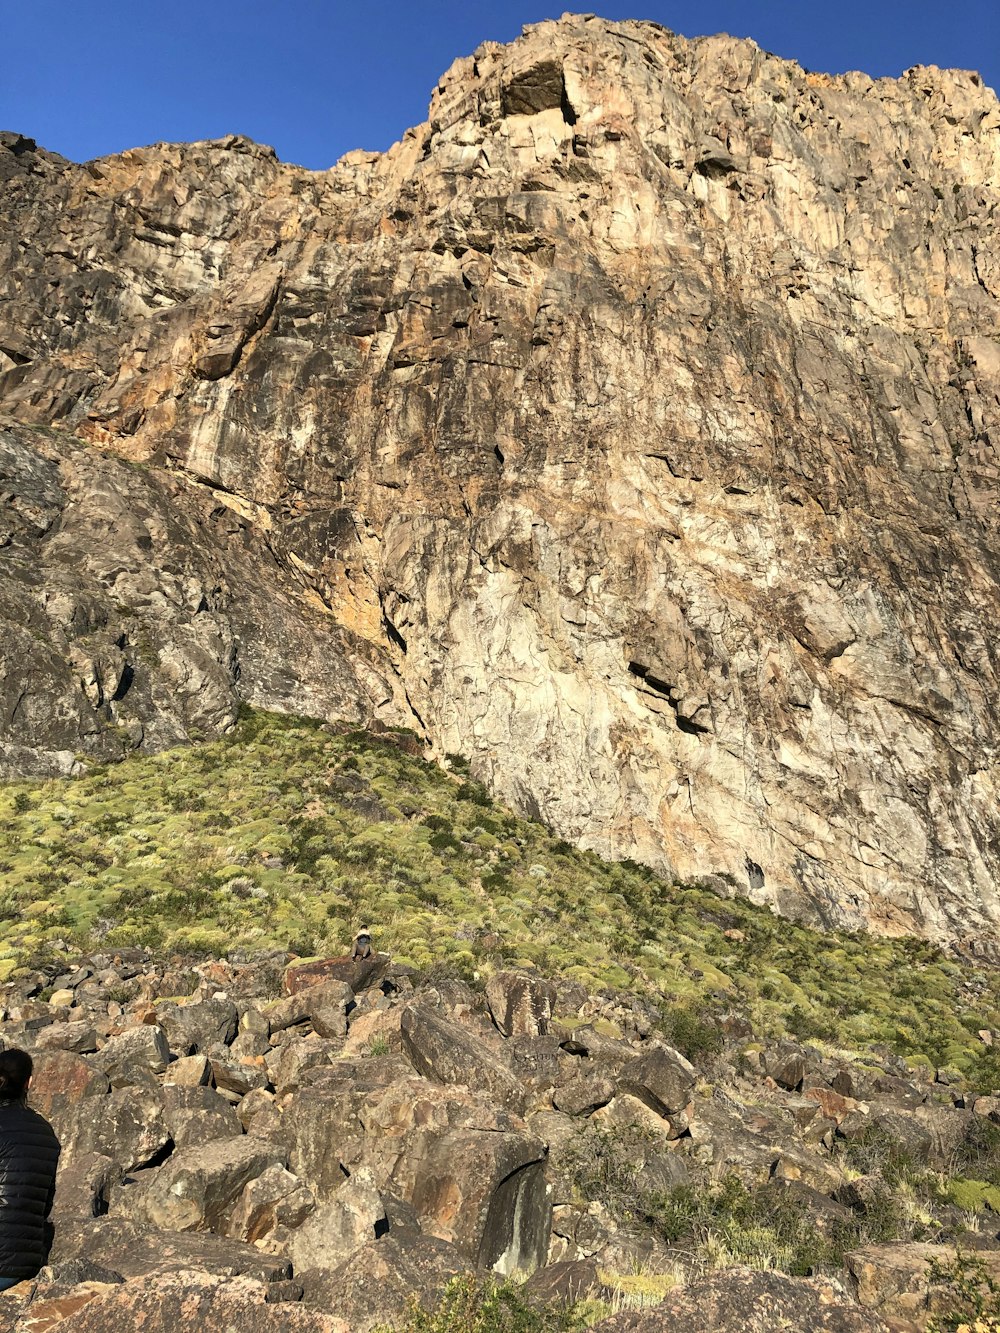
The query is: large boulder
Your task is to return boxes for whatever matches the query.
[161,1084,244,1149]
[163,1054,212,1087]
[847,1243,1000,1323]
[282,1058,412,1197]
[617,1045,696,1121]
[92,1025,170,1085]
[509,1035,566,1104]
[0,1262,124,1333]
[139,1137,287,1232]
[356,1074,550,1273]
[267,980,354,1038]
[52,1152,121,1221]
[34,1020,99,1054]
[389,1123,550,1273]
[764,1042,811,1092]
[590,1268,890,1331]
[209,1055,270,1099]
[280,1168,386,1271]
[58,1085,171,1173]
[300,1232,470,1333]
[400,1004,526,1115]
[2,1270,349,1332]
[486,972,557,1038]
[265,1035,342,1096]
[557,1025,636,1070]
[554,1072,616,1117]
[155,998,239,1054]
[29,1049,110,1126]
[48,1217,293,1283]
[342,1005,405,1058]
[284,1086,368,1199]
[225,1164,315,1244]
[284,955,390,996]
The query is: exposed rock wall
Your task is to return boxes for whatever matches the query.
[1,16,1000,939]
[0,423,405,775]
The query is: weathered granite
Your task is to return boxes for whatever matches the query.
[2,16,1000,939]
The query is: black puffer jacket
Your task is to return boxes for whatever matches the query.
[0,1102,60,1280]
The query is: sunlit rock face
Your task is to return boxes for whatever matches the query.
[1,15,999,941]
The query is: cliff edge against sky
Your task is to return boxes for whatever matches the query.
[1,15,999,943]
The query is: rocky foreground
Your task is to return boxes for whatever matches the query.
[2,14,1000,943]
[0,950,998,1331]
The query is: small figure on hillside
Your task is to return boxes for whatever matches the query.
[0,1048,60,1291]
[351,925,373,961]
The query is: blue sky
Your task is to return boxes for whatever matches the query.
[4,2,998,170]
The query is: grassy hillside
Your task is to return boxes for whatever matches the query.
[1,709,998,1078]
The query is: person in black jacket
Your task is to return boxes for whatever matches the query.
[0,1048,60,1289]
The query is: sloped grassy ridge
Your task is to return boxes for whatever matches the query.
[0,709,997,1078]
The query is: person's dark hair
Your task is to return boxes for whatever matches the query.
[0,1048,32,1102]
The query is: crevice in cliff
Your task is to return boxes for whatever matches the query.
[382,614,407,655]
[400,681,427,738]
[559,78,578,128]
[745,857,765,891]
[627,662,710,735]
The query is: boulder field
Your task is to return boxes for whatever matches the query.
[0,950,996,1330]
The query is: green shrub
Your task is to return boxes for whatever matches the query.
[944,1178,1000,1214]
[374,1274,581,1333]
[429,830,462,854]
[837,1123,926,1189]
[926,1250,1000,1331]
[658,1003,723,1062]
[457,781,492,807]
[954,1117,1000,1187]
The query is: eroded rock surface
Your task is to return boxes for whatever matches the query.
[2,18,1000,938]
[590,1267,891,1331]
[0,948,989,1329]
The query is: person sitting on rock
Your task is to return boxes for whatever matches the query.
[0,1048,60,1291]
[351,926,373,961]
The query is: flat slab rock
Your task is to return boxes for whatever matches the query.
[48,1217,291,1284]
[589,1268,891,1332]
[0,1270,348,1332]
[284,954,389,995]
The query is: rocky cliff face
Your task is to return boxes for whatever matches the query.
[2,15,1000,942]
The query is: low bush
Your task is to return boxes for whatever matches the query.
[926,1250,1000,1332]
[374,1274,586,1332]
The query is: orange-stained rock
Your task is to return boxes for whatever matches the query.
[802,1086,863,1125]
[29,1050,109,1120]
[284,954,389,996]
[9,1270,348,1333]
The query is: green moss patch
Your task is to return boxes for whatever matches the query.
[0,709,998,1079]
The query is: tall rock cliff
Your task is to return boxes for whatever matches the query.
[2,16,999,943]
